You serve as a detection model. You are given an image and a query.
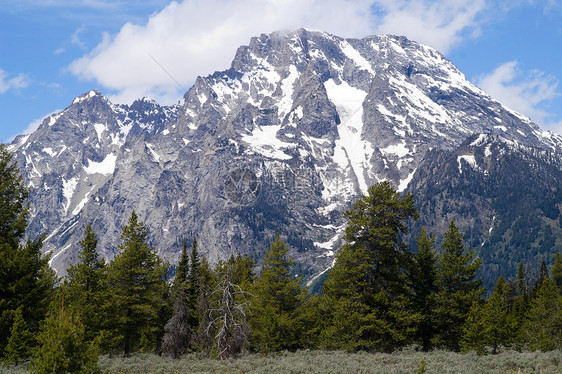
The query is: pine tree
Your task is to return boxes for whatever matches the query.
[183,238,204,343]
[105,211,168,355]
[460,301,486,355]
[65,224,106,342]
[172,239,190,295]
[0,145,28,250]
[215,253,255,290]
[516,261,528,301]
[434,220,484,352]
[512,261,529,344]
[339,182,418,296]
[188,238,201,310]
[0,145,56,357]
[3,308,33,365]
[30,306,100,374]
[321,182,418,352]
[161,239,196,358]
[193,255,215,353]
[531,258,549,299]
[409,228,438,352]
[480,276,516,353]
[522,277,562,351]
[250,234,305,352]
[551,252,562,292]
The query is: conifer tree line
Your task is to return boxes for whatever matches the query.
[2,144,562,372]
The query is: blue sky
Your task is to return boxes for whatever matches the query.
[1,0,561,142]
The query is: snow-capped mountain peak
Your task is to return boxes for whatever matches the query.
[9,29,562,282]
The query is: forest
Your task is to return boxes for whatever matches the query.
[1,143,562,373]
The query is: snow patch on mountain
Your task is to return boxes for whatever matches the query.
[84,154,117,175]
[457,154,477,174]
[324,78,372,193]
[72,90,98,105]
[42,147,57,157]
[146,143,161,163]
[398,169,416,192]
[381,140,410,158]
[241,125,294,160]
[48,113,63,126]
[278,65,299,118]
[339,40,375,76]
[72,186,96,216]
[62,177,79,213]
[93,123,106,141]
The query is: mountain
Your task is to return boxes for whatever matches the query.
[8,29,562,286]
[407,133,562,287]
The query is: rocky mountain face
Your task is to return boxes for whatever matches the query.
[8,29,562,286]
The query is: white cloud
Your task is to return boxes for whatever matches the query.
[54,25,88,55]
[0,68,29,94]
[372,0,486,53]
[6,110,61,143]
[68,0,489,105]
[70,25,88,49]
[476,61,561,127]
[24,112,58,134]
[0,0,167,11]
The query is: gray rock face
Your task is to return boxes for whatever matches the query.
[8,29,562,281]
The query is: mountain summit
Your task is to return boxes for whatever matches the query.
[9,29,562,283]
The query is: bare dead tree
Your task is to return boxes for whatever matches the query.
[161,290,192,358]
[206,275,252,360]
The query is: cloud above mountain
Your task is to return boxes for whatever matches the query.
[476,61,561,130]
[68,0,488,105]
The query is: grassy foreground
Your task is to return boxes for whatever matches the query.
[2,348,562,373]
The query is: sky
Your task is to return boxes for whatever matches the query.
[1,0,562,142]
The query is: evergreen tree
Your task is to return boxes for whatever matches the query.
[522,277,562,351]
[531,258,549,299]
[30,306,100,374]
[512,262,529,345]
[250,234,305,352]
[188,238,201,313]
[297,293,325,350]
[338,181,418,296]
[105,211,168,355]
[215,253,255,290]
[551,252,562,292]
[321,182,418,352]
[517,262,529,304]
[193,255,215,353]
[434,220,484,352]
[65,224,106,342]
[3,308,33,365]
[409,228,438,351]
[161,238,200,358]
[0,145,56,357]
[0,145,28,251]
[480,277,516,353]
[516,261,528,302]
[460,301,486,355]
[172,239,189,294]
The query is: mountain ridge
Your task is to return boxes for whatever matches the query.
[8,29,562,285]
